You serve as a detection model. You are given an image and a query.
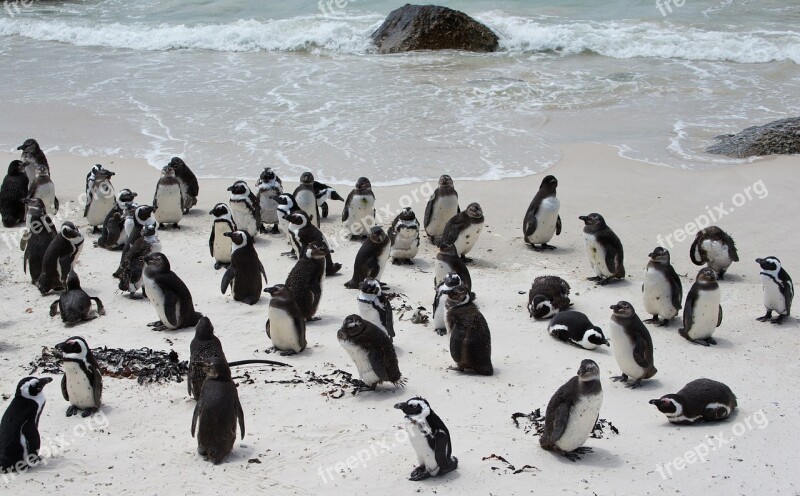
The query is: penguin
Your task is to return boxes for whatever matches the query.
[528,275,572,319]
[432,272,462,336]
[285,210,343,275]
[1,160,28,227]
[17,138,48,185]
[49,272,105,325]
[443,285,493,376]
[208,203,237,270]
[690,226,739,280]
[256,167,283,233]
[313,180,344,219]
[523,175,562,250]
[114,205,156,279]
[83,167,116,233]
[394,397,458,481]
[28,163,59,215]
[424,175,459,244]
[439,202,484,263]
[84,164,104,199]
[38,221,84,295]
[21,198,56,285]
[95,189,137,250]
[153,164,183,229]
[117,224,161,298]
[580,213,625,285]
[0,376,52,472]
[642,247,683,327]
[337,314,405,392]
[293,172,321,228]
[540,359,602,462]
[388,207,421,265]
[344,226,390,289]
[608,301,657,388]
[54,336,102,417]
[191,358,245,465]
[342,176,376,239]
[276,193,300,244]
[548,311,608,350]
[649,378,737,425]
[264,285,307,355]
[142,252,203,331]
[357,278,394,340]
[756,256,794,324]
[433,242,471,290]
[679,268,723,346]
[221,230,268,305]
[167,157,199,214]
[285,243,329,321]
[227,180,263,238]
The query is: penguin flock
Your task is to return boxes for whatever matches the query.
[0,142,793,478]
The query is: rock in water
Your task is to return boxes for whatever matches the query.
[706,117,800,158]
[371,4,499,54]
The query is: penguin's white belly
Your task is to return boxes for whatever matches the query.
[425,196,459,238]
[761,275,788,314]
[434,260,450,288]
[63,362,96,409]
[339,339,380,386]
[433,293,447,330]
[154,185,183,224]
[358,299,388,336]
[687,289,720,339]
[268,307,304,352]
[609,321,646,379]
[584,233,611,277]
[454,222,482,256]
[295,190,318,226]
[212,224,233,263]
[375,246,390,281]
[34,182,57,214]
[391,228,420,259]
[406,420,439,473]
[143,275,176,329]
[344,196,374,236]
[701,240,732,272]
[70,242,84,269]
[230,202,257,237]
[258,191,280,225]
[643,268,678,318]
[527,197,560,244]
[86,194,116,226]
[556,392,602,453]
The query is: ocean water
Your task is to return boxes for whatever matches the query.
[0,0,798,184]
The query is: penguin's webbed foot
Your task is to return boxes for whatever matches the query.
[435,328,447,336]
[279,350,297,357]
[306,316,321,322]
[460,255,473,263]
[691,339,711,347]
[756,311,772,322]
[409,466,431,481]
[92,226,100,234]
[586,276,601,281]
[626,379,643,389]
[539,243,557,251]
[352,380,376,394]
[326,263,342,276]
[213,262,226,270]
[392,258,403,266]
[564,447,592,461]
[379,284,390,291]
[258,224,268,234]
[66,406,78,417]
[771,315,786,324]
[705,337,718,345]
[643,316,660,324]
[81,408,98,418]
[447,365,465,373]
[147,321,168,331]
[269,224,280,234]
[173,223,180,229]
[596,277,612,286]
[657,319,671,327]
[610,374,628,383]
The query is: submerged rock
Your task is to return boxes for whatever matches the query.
[706,117,800,158]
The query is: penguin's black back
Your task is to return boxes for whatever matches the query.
[0,395,40,470]
[677,378,737,416]
[286,257,324,319]
[24,215,56,284]
[0,163,28,227]
[447,300,492,375]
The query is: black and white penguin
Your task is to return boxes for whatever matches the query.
[208,203,237,270]
[114,204,156,278]
[221,230,268,305]
[84,164,104,199]
[227,180,263,238]
[83,167,116,233]
[690,226,739,280]
[439,202,484,263]
[153,164,183,229]
[527,275,571,319]
[540,359,602,462]
[394,397,458,481]
[523,175,562,250]
[432,272,463,336]
[0,376,52,472]
[434,242,471,290]
[142,252,203,331]
[21,198,56,285]
[337,314,405,392]
[756,256,794,324]
[285,210,342,274]
[344,226,390,289]
[264,285,307,355]
[49,272,105,325]
[28,163,58,216]
[649,378,737,424]
[285,243,329,322]
[117,224,161,298]
[679,267,723,346]
[313,180,344,219]
[357,278,394,340]
[388,207,420,265]
[1,160,28,227]
[95,189,137,250]
[609,301,657,388]
[642,247,682,327]
[17,138,48,185]
[191,358,245,465]
[167,157,199,214]
[443,285,493,376]
[276,192,300,243]
[548,311,608,350]
[54,336,102,417]
[580,213,625,285]
[293,172,321,228]
[38,221,84,295]
[342,176,376,239]
[424,175,459,244]
[256,167,283,233]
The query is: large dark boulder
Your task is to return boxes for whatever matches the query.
[371,4,499,54]
[706,117,800,158]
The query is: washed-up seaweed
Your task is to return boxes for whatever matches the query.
[481,454,538,475]
[590,418,620,438]
[258,367,364,398]
[511,408,619,439]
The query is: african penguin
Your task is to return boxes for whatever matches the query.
[21,198,56,285]
[342,176,376,239]
[344,226,390,289]
[1,160,28,227]
[208,203,237,270]
[388,207,420,265]
[313,180,344,219]
[83,167,116,233]
[679,268,723,346]
[580,213,625,285]
[191,358,245,465]
[17,138,48,185]
[528,275,571,319]
[264,285,307,355]
[439,202,484,263]
[28,163,58,216]
[256,167,283,232]
[337,314,405,392]
[276,193,300,244]
[434,242,471,290]
[690,226,739,280]
[114,204,156,279]
[142,252,203,331]
[756,256,793,324]
[167,157,199,214]
[285,243,329,321]
[444,285,493,376]
[49,272,105,325]
[0,376,52,472]
[432,272,462,336]
[117,224,161,298]
[84,163,104,199]
[523,175,562,250]
[548,311,608,350]
[285,210,341,275]
[95,189,137,250]
[221,230,268,305]
[357,278,394,340]
[227,180,263,238]
[293,172,321,228]
[649,378,737,424]
[642,247,683,326]
[609,301,657,388]
[37,221,84,295]
[394,397,458,481]
[152,164,183,229]
[424,175,459,244]
[188,317,227,400]
[54,336,102,417]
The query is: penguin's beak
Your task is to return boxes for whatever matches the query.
[16,144,24,150]
[609,304,620,311]
[223,232,232,238]
[226,186,234,191]
[648,399,661,406]
[579,215,588,222]
[755,258,763,265]
[393,402,408,410]
[603,339,610,346]
[264,286,276,294]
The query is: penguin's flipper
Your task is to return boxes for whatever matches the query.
[632,330,653,370]
[163,290,180,329]
[548,402,571,448]
[785,281,793,316]
[208,230,215,257]
[342,191,353,221]
[23,246,29,273]
[668,266,683,311]
[83,197,91,217]
[21,419,41,456]
[523,208,538,238]
[191,401,200,437]
[53,197,59,212]
[366,257,381,279]
[383,297,395,338]
[259,261,268,286]
[221,266,235,295]
[49,300,60,317]
[689,236,704,265]
[433,430,451,475]
[728,243,739,262]
[235,395,245,439]
[187,364,194,396]
[717,305,723,327]
[61,374,69,402]
[423,191,437,228]
[556,215,562,236]
[265,319,271,338]
[331,190,344,202]
[92,366,103,408]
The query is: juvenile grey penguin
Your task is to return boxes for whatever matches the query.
[285,210,342,274]
[285,243,329,321]
[388,207,420,265]
[83,167,116,233]
[167,157,199,214]
[54,336,102,417]
[227,180,263,238]
[337,314,405,392]
[642,247,682,326]
[580,213,625,285]
[344,226,390,289]
[548,311,608,350]
[256,167,283,233]
[49,272,105,325]
[690,226,739,280]
[313,180,344,219]
[540,359,602,462]
[342,176,375,239]
[38,221,84,295]
[95,188,137,249]
[649,379,737,424]
[28,163,58,215]
[208,203,237,270]
[0,376,52,472]
[114,204,156,278]
[153,164,183,229]
[293,172,321,228]
[444,285,493,376]
[1,160,28,227]
[191,358,245,465]
[357,278,394,340]
[118,224,161,298]
[432,272,462,336]
[21,198,56,285]
[523,175,562,250]
[756,256,793,324]
[424,175,459,244]
[439,202,484,263]
[142,252,203,331]
[609,301,657,388]
[433,242,471,290]
[221,231,268,305]
[528,275,571,319]
[17,138,48,185]
[679,268,723,346]
[265,285,307,355]
[394,397,458,481]
[188,317,227,400]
